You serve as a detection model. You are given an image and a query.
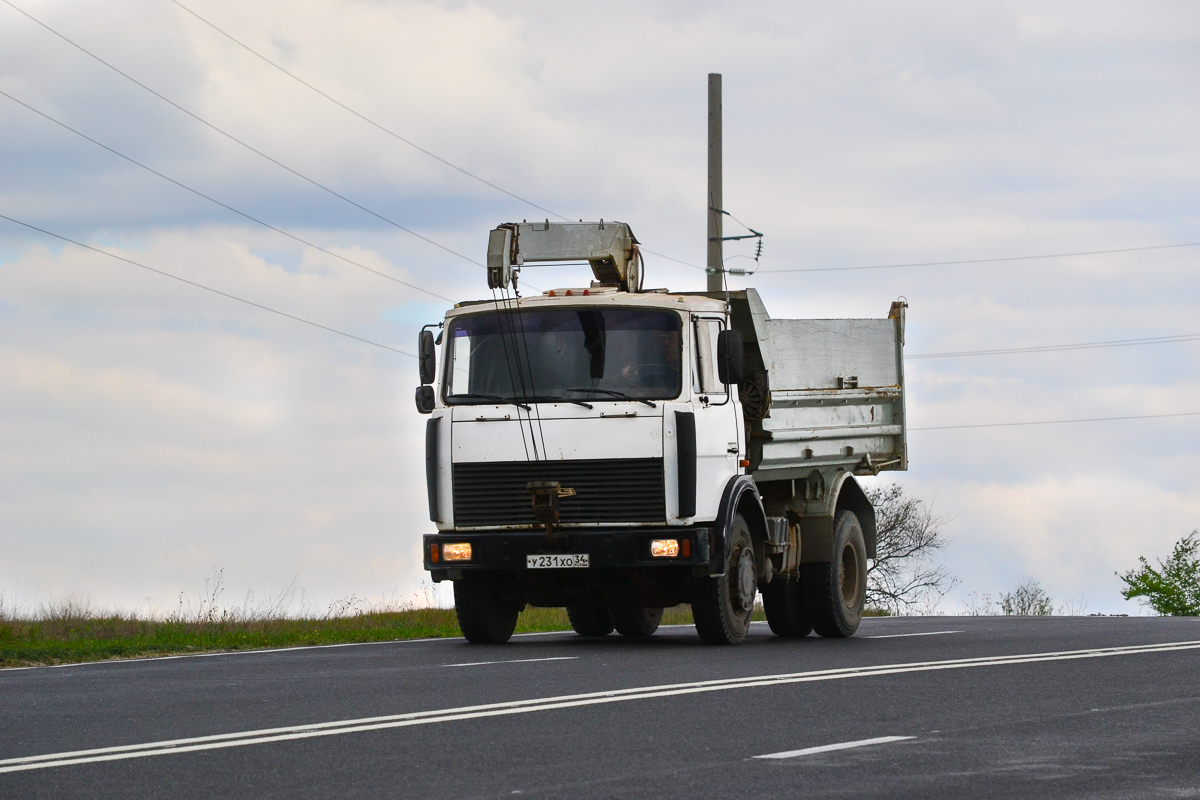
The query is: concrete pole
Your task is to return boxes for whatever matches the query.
[707,73,723,293]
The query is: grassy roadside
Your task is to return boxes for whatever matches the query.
[0,605,728,669]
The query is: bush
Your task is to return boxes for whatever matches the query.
[1118,531,1200,616]
[999,577,1054,616]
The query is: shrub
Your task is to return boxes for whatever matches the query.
[1000,577,1054,616]
[1118,531,1200,616]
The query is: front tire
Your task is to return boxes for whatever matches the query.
[454,575,520,644]
[803,510,867,638]
[611,607,663,637]
[691,514,756,645]
[567,606,614,637]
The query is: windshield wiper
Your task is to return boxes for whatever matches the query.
[564,388,656,408]
[513,394,594,410]
[450,393,531,411]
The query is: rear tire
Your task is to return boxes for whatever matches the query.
[566,606,614,637]
[611,607,664,637]
[803,510,867,638]
[453,576,520,644]
[762,579,812,637]
[690,514,756,645]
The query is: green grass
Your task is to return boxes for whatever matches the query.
[0,604,747,668]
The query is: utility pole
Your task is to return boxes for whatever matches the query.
[707,73,723,293]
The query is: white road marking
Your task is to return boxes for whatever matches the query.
[867,630,963,639]
[446,657,579,668]
[3,638,1198,774]
[754,735,914,760]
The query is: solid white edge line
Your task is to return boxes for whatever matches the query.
[867,631,964,639]
[754,735,915,760]
[3,638,1199,774]
[445,656,579,668]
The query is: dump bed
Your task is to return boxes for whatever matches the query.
[731,289,907,481]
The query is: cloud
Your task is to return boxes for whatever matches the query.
[0,0,1197,613]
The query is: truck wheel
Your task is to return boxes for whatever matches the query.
[762,579,812,637]
[453,575,520,644]
[566,606,614,637]
[611,607,664,637]
[690,514,756,645]
[803,510,867,638]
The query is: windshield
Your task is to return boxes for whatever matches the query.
[444,307,682,403]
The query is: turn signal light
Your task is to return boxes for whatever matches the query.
[442,543,473,561]
[429,542,440,563]
[650,539,680,558]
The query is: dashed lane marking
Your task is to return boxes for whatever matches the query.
[446,656,579,668]
[867,630,963,639]
[754,735,915,760]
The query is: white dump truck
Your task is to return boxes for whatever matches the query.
[417,221,906,644]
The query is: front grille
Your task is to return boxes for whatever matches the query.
[453,458,665,527]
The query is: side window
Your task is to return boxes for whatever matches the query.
[694,319,725,395]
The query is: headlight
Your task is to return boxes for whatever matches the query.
[650,539,680,558]
[442,543,472,561]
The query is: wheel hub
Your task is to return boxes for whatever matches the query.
[734,549,756,612]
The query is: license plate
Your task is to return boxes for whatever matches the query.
[526,553,590,569]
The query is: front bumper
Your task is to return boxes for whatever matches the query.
[423,526,712,580]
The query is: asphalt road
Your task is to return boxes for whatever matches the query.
[2,615,1199,799]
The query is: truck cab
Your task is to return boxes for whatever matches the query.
[417,221,906,645]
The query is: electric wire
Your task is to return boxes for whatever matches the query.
[0,89,453,303]
[0,212,415,358]
[489,286,533,463]
[640,248,705,270]
[14,0,1200,378]
[171,0,727,279]
[170,0,572,225]
[37,0,1188,289]
[909,332,1200,359]
[508,287,550,464]
[1,0,481,267]
[22,0,1200,287]
[910,411,1200,431]
[758,241,1200,275]
[653,242,1200,274]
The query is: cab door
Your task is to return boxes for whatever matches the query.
[690,316,741,521]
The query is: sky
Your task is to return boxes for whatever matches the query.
[1,0,1198,616]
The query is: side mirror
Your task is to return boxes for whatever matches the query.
[717,329,744,386]
[418,330,437,385]
[414,385,435,414]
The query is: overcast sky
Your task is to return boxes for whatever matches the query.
[2,0,1197,616]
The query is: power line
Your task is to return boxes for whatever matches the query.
[0,212,415,358]
[169,0,728,280]
[909,332,1200,359]
[911,411,1200,431]
[758,242,1200,274]
[14,0,1197,297]
[649,241,1200,277]
[641,247,707,271]
[170,0,572,224]
[1,0,480,267]
[0,89,453,303]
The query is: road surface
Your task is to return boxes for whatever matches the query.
[2,616,1199,798]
